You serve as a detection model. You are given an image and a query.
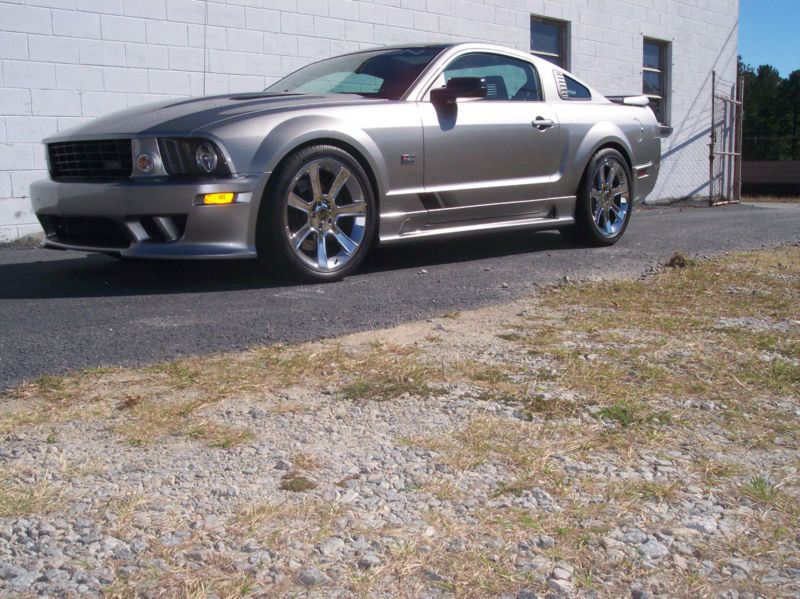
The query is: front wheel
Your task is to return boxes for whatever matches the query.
[256,145,376,282]
[562,148,633,246]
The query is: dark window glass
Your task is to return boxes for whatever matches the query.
[642,38,669,124]
[442,53,542,102]
[643,42,662,69]
[539,54,562,67]
[565,75,591,99]
[531,19,560,56]
[530,17,567,69]
[643,70,662,96]
[266,46,447,100]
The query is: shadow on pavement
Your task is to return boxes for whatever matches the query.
[0,230,575,300]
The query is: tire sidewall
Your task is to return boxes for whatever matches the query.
[577,148,633,246]
[258,145,377,282]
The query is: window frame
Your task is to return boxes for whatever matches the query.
[530,16,570,70]
[423,51,544,103]
[642,38,671,125]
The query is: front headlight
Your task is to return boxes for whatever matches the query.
[195,142,219,174]
[158,137,231,178]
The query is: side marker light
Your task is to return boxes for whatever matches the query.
[203,192,235,205]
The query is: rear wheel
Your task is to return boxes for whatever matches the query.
[562,148,632,246]
[257,145,376,282]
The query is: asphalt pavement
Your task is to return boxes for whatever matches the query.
[1,202,798,390]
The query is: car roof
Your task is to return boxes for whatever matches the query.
[338,42,558,72]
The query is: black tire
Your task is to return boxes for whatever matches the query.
[561,148,633,246]
[256,144,376,282]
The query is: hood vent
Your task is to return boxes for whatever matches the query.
[229,93,304,101]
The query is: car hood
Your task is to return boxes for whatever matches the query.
[45,93,383,141]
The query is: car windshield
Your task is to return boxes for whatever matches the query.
[265,46,447,100]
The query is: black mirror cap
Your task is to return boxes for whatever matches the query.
[431,77,488,105]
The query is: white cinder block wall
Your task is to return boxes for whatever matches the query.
[0,0,738,242]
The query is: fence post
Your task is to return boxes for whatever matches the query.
[734,70,744,202]
[709,70,716,206]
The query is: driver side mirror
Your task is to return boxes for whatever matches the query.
[430,77,487,105]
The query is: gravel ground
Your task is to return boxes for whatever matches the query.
[1,246,798,598]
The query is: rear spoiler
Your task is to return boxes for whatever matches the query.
[607,95,650,107]
[607,95,673,137]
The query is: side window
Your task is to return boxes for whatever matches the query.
[554,71,592,100]
[565,76,591,99]
[438,53,542,101]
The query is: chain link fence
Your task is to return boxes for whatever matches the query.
[709,71,743,205]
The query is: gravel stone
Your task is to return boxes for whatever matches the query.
[317,537,345,558]
[423,569,447,583]
[685,516,718,534]
[638,540,670,560]
[358,552,380,569]
[298,567,325,587]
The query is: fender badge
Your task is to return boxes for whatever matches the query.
[401,153,416,165]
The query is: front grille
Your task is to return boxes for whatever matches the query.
[39,215,131,248]
[48,139,133,182]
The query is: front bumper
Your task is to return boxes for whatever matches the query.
[30,176,264,259]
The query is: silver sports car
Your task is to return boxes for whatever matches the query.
[31,43,664,281]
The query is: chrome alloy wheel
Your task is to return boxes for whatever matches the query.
[284,158,368,272]
[590,158,630,238]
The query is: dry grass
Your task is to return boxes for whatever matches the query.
[0,471,62,518]
[278,473,318,493]
[103,539,254,599]
[228,498,343,553]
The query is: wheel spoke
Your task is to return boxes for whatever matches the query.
[608,204,621,221]
[612,181,629,198]
[608,162,621,185]
[594,206,604,226]
[332,226,358,256]
[291,223,312,250]
[288,191,310,214]
[316,231,328,269]
[335,201,367,218]
[328,166,351,203]
[604,208,614,233]
[307,163,322,201]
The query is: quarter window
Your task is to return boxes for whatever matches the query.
[440,53,542,102]
[565,76,591,99]
[643,39,670,124]
[531,16,568,69]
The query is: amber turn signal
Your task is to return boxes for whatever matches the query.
[202,192,236,205]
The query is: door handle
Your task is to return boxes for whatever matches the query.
[533,117,555,130]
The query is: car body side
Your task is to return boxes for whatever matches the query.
[30,43,661,259]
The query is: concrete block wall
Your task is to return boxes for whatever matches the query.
[0,0,738,242]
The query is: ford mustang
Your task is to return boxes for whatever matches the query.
[31,43,664,281]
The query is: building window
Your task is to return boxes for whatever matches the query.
[643,38,670,124]
[531,16,568,69]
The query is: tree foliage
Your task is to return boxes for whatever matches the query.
[742,61,800,160]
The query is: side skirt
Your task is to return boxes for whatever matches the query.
[378,195,576,245]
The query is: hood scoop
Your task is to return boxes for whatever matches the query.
[229,93,304,101]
